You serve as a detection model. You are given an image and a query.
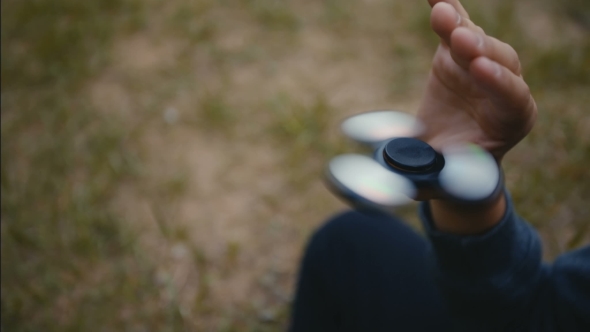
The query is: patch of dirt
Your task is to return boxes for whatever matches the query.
[90,1,439,328]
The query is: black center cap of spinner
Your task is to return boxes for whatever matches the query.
[384,137,436,171]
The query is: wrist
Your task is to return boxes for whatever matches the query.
[429,189,506,235]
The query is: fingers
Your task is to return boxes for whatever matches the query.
[451,28,521,75]
[431,2,522,75]
[427,0,470,18]
[470,57,534,115]
[430,2,483,46]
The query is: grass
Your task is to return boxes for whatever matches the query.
[168,0,217,44]
[269,93,345,188]
[321,0,356,31]
[0,0,183,330]
[199,92,236,132]
[249,0,300,32]
[1,0,143,88]
[2,0,589,330]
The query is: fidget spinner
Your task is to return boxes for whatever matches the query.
[325,110,502,211]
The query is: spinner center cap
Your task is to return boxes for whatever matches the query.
[384,137,436,171]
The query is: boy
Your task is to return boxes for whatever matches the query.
[289,1,590,331]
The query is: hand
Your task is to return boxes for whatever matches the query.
[417,0,537,234]
[418,0,537,162]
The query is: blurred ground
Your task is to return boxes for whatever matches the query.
[2,0,589,331]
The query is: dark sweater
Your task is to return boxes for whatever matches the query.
[420,194,590,331]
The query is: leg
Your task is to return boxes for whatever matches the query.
[289,210,452,332]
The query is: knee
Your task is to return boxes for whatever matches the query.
[317,209,406,239]
[309,209,424,255]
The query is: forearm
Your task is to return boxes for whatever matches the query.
[421,193,544,330]
[422,192,590,331]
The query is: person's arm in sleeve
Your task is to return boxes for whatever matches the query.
[420,192,590,331]
[413,0,589,327]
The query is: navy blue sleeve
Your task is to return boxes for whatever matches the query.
[420,193,590,331]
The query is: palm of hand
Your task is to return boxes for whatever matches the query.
[417,1,537,162]
[418,45,512,159]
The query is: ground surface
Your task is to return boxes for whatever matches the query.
[2,0,589,330]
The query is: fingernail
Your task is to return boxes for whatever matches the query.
[493,60,501,76]
[494,62,502,77]
[475,34,484,49]
[456,11,462,25]
[483,58,501,77]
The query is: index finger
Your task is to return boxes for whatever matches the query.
[427,0,470,19]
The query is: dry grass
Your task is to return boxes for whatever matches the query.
[2,0,589,330]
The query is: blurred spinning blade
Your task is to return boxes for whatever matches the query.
[341,110,425,145]
[439,144,500,201]
[327,154,416,207]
